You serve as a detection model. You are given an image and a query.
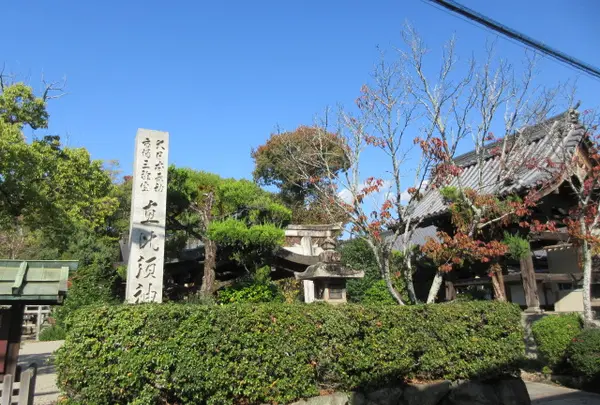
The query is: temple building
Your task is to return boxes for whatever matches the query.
[397,108,599,312]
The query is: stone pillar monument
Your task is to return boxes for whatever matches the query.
[125,129,169,303]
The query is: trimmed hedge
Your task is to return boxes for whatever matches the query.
[532,313,582,371]
[55,302,524,405]
[567,328,600,379]
[38,325,66,341]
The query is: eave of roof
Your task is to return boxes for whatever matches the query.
[0,260,78,304]
[407,111,586,222]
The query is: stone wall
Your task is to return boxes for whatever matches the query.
[284,377,530,405]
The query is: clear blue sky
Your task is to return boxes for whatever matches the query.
[5,0,600,181]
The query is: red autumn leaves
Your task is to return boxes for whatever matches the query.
[422,232,509,273]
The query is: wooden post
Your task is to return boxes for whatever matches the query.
[35,307,42,341]
[4,305,24,379]
[445,281,456,301]
[1,374,13,405]
[18,364,37,405]
[521,254,540,312]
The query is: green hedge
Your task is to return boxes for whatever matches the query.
[55,301,524,405]
[567,328,600,379]
[532,313,582,371]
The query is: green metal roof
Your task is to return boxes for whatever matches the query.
[0,260,79,304]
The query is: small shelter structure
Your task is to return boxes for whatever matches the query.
[0,260,77,378]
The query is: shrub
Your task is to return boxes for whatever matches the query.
[341,238,408,303]
[55,301,524,405]
[51,229,122,330]
[217,266,283,304]
[362,280,396,304]
[567,328,600,379]
[273,278,303,303]
[532,313,582,370]
[217,281,282,304]
[38,325,66,341]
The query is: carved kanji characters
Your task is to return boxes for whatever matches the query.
[133,282,158,303]
[136,255,157,279]
[141,200,159,224]
[141,138,152,159]
[139,230,159,251]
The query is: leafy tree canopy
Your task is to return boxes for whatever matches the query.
[0,82,118,253]
[0,79,126,336]
[252,126,349,224]
[167,167,291,271]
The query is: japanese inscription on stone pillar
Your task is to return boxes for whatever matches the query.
[125,129,169,303]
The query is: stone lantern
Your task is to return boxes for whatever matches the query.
[294,237,364,303]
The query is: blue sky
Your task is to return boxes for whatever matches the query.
[5,0,600,182]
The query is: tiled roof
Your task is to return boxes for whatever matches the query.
[409,111,586,221]
[384,225,439,251]
[0,260,78,304]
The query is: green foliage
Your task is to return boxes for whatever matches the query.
[567,328,600,379]
[341,238,381,302]
[252,126,349,224]
[0,80,123,326]
[362,280,397,304]
[39,325,66,341]
[217,280,281,304]
[167,167,291,270]
[273,278,303,303]
[341,238,407,303]
[56,301,524,405]
[103,176,132,239]
[532,314,583,370]
[252,126,349,200]
[217,266,283,304]
[51,229,122,328]
[0,82,118,255]
[439,186,460,201]
[0,82,48,128]
[503,232,531,260]
[208,220,284,248]
[208,220,284,270]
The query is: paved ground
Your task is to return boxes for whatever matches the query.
[13,340,600,405]
[18,340,64,405]
[528,382,600,405]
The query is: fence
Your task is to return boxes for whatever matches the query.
[22,307,51,341]
[0,364,37,405]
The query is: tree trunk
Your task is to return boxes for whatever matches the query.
[383,258,405,305]
[198,191,216,298]
[491,268,506,302]
[427,271,444,304]
[200,238,217,297]
[581,218,594,324]
[520,254,540,312]
[368,242,405,305]
[403,255,418,304]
